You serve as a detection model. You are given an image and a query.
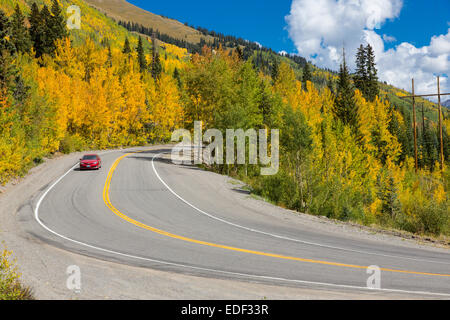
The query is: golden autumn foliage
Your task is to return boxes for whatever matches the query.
[0,90,27,184]
[147,73,184,141]
[0,245,33,300]
[0,0,447,237]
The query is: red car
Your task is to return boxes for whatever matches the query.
[79,154,102,170]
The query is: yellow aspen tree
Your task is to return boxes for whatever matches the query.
[53,38,84,79]
[148,73,184,141]
[0,90,26,183]
[120,69,147,144]
[273,62,298,108]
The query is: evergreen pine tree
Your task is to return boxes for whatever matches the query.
[49,0,68,41]
[150,33,161,80]
[10,5,32,54]
[151,51,162,80]
[354,44,367,96]
[0,10,17,90]
[381,176,401,219]
[271,56,279,82]
[40,5,56,56]
[333,49,359,130]
[122,37,131,54]
[236,46,243,60]
[0,9,13,53]
[365,44,379,101]
[173,67,181,87]
[302,63,312,91]
[136,36,146,72]
[29,3,45,58]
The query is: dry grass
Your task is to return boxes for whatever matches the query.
[85,0,215,44]
[0,246,34,300]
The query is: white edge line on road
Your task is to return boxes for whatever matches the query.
[151,152,450,266]
[32,149,450,298]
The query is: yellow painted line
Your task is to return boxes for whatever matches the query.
[102,152,450,278]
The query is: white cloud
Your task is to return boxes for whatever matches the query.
[378,30,450,99]
[279,50,288,56]
[383,34,397,42]
[286,0,450,100]
[285,0,402,69]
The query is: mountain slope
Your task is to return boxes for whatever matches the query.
[85,0,214,44]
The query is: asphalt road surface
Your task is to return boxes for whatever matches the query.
[30,147,450,297]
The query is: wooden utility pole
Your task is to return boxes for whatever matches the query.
[412,79,418,172]
[437,76,444,171]
[400,77,450,172]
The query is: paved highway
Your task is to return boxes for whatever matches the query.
[32,147,450,297]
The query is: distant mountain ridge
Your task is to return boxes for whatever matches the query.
[443,99,450,108]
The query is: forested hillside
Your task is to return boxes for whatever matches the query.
[0,0,448,237]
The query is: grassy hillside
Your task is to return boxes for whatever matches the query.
[85,0,215,44]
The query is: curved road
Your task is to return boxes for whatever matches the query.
[31,147,450,297]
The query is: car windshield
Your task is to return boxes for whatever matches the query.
[82,155,97,160]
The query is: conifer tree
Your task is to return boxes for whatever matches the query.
[0,9,13,53]
[29,2,45,58]
[271,56,279,82]
[49,0,68,42]
[136,36,146,72]
[235,46,243,60]
[10,5,32,54]
[302,63,312,91]
[150,34,162,80]
[354,44,367,96]
[333,49,359,130]
[122,37,131,54]
[378,175,401,219]
[40,5,55,56]
[173,67,181,87]
[0,10,16,90]
[151,51,162,80]
[365,44,379,101]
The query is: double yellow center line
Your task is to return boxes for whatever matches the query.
[102,152,450,277]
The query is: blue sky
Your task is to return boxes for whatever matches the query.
[381,0,449,50]
[128,0,449,54]
[128,0,449,96]
[128,0,295,52]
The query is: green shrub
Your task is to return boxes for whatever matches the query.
[396,202,449,236]
[259,169,300,210]
[59,135,86,154]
